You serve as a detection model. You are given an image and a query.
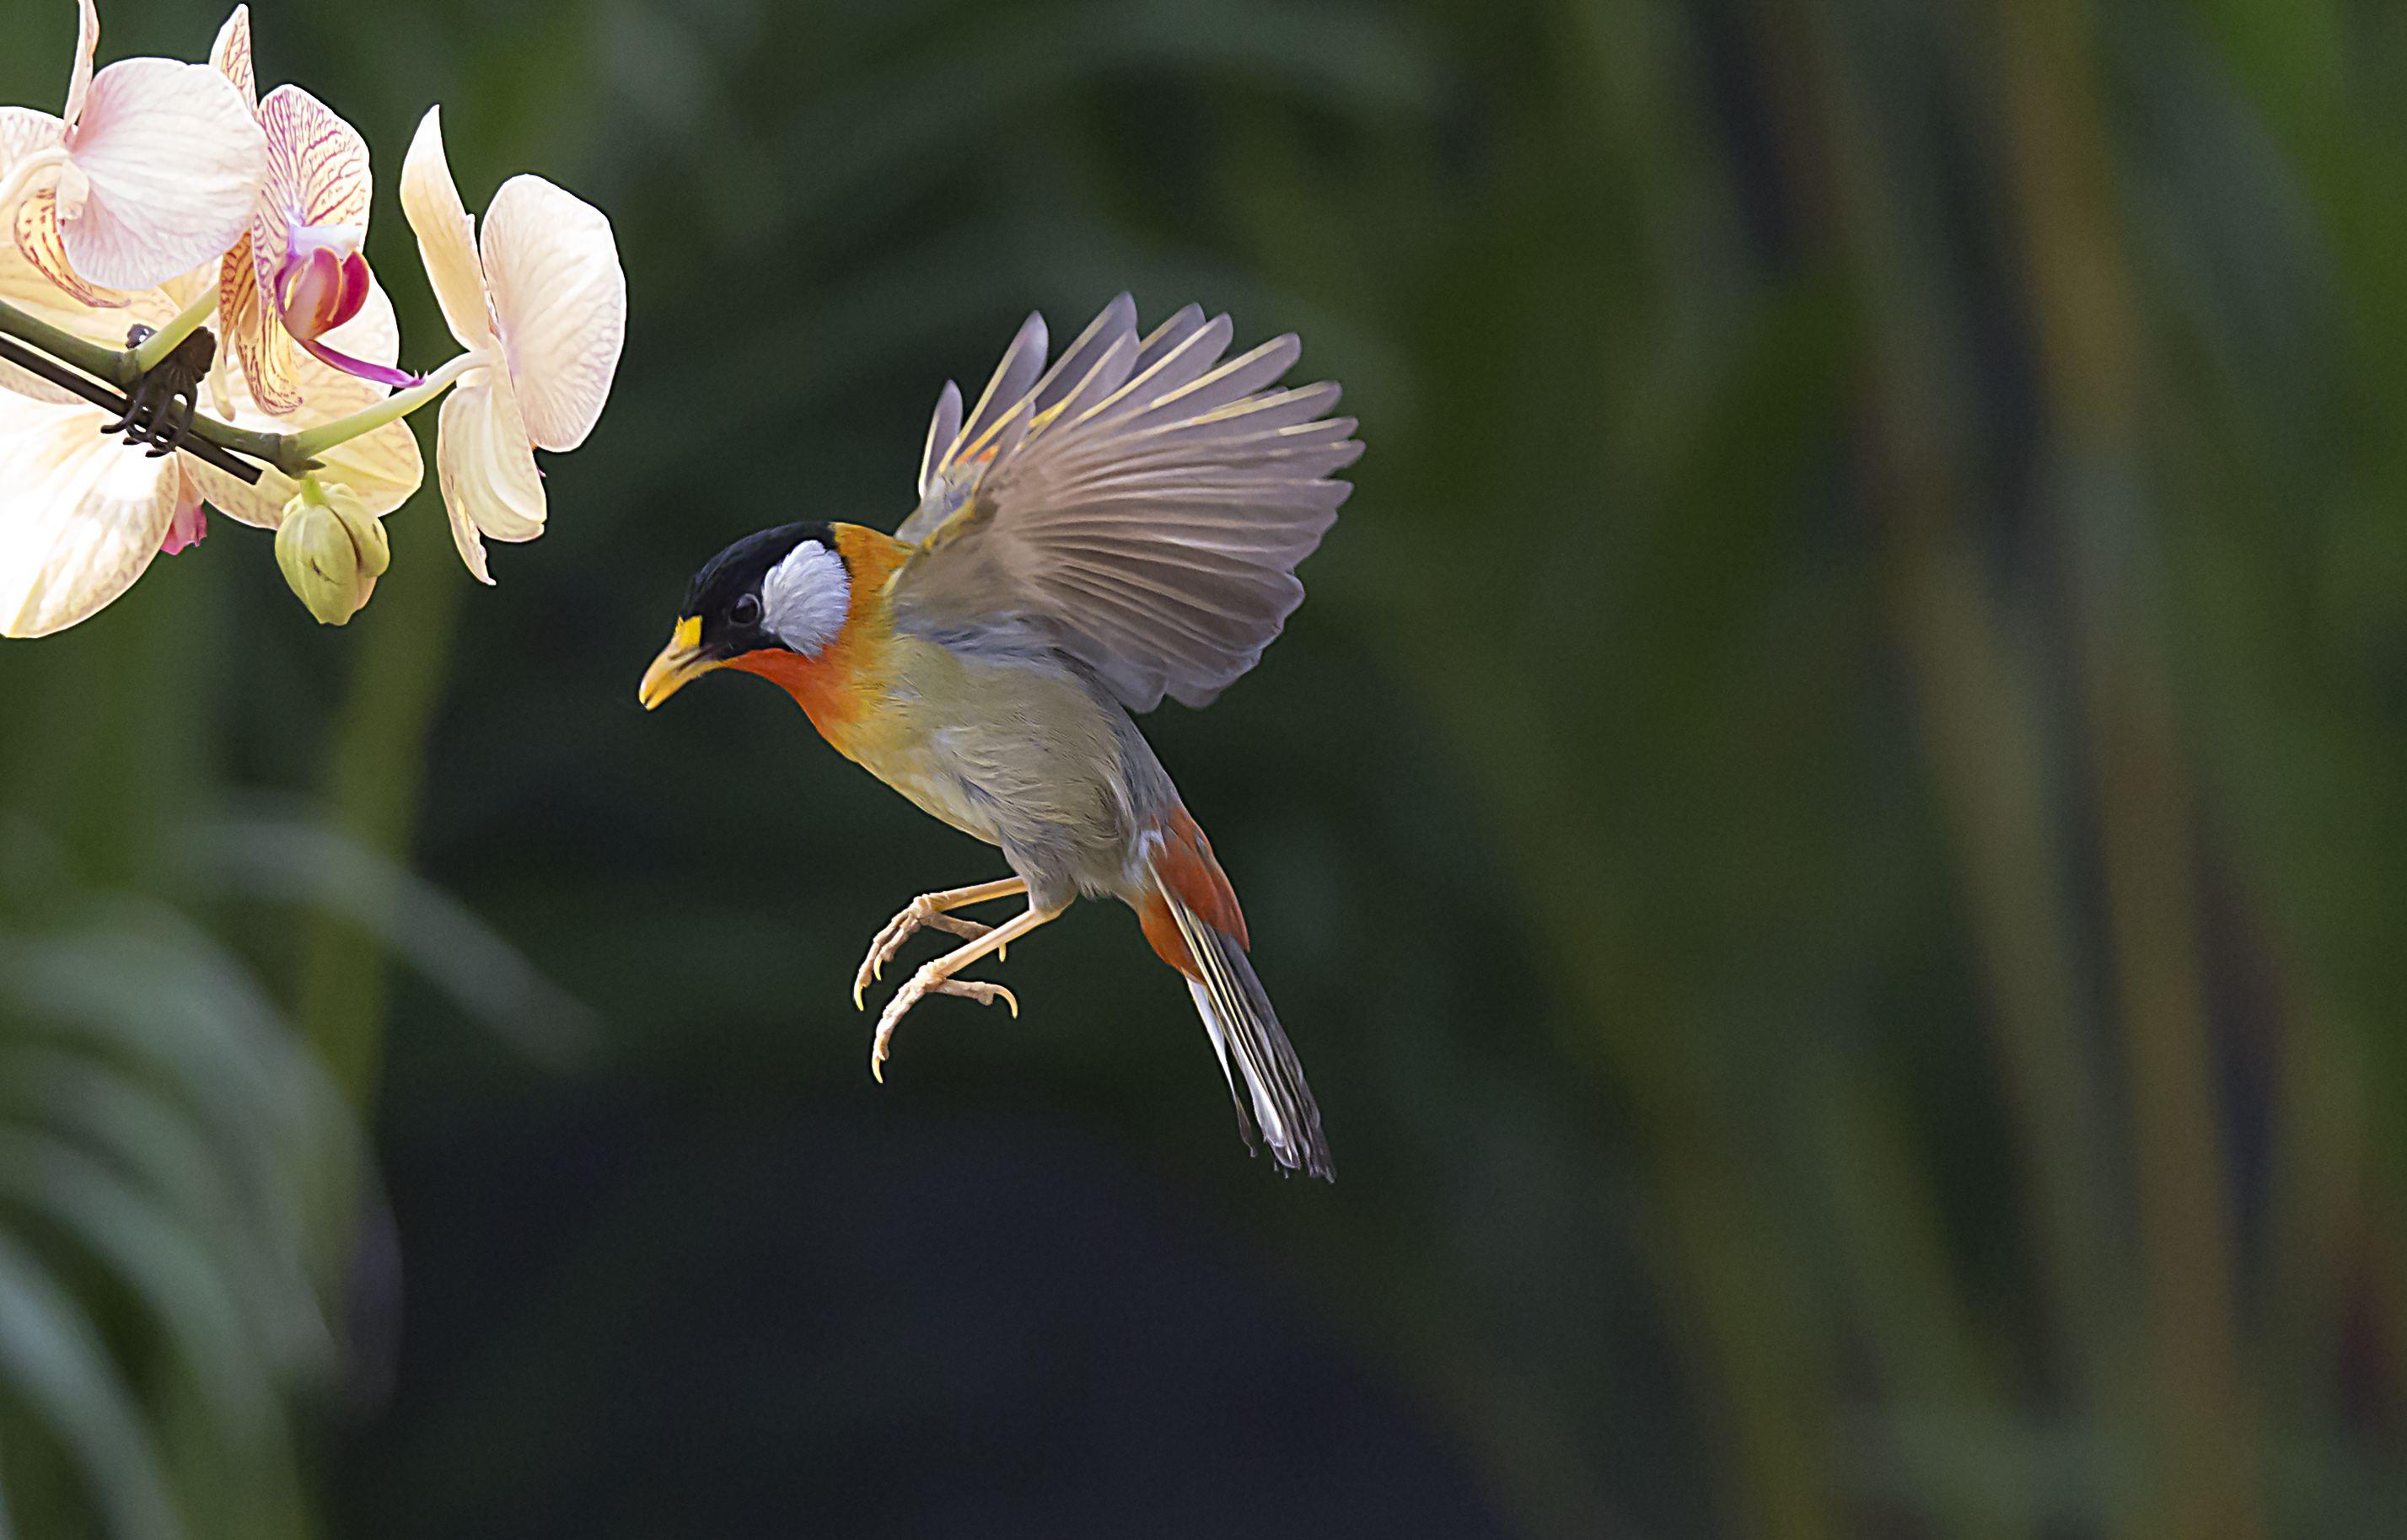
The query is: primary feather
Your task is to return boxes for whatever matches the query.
[890,295,1361,711]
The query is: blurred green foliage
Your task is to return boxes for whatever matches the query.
[5,0,2407,1535]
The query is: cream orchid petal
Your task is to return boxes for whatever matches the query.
[0,106,65,175]
[178,451,283,529]
[64,0,100,128]
[180,461,282,529]
[0,393,182,637]
[62,58,266,292]
[316,419,422,515]
[436,368,545,584]
[158,260,216,310]
[210,6,255,110]
[479,174,625,452]
[399,107,496,353]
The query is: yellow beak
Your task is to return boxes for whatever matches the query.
[638,616,716,710]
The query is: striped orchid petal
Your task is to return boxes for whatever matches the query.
[217,83,371,414]
[210,5,255,111]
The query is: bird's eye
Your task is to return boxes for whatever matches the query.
[731,594,762,627]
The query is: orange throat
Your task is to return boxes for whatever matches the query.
[723,523,910,746]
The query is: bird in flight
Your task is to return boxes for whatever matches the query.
[638,296,1358,1179]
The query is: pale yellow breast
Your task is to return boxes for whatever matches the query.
[833,635,1136,864]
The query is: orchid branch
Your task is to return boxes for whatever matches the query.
[0,294,142,388]
[0,292,482,491]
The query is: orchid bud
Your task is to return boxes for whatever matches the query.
[273,483,388,625]
[274,223,369,342]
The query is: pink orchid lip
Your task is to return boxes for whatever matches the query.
[274,221,370,342]
[296,335,422,391]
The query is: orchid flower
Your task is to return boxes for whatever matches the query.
[0,0,265,305]
[207,6,402,416]
[399,106,623,582]
[0,237,421,635]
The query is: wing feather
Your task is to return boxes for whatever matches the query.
[1136,304,1209,373]
[915,379,961,499]
[954,311,1047,464]
[890,298,1359,711]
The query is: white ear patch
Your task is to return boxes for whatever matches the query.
[762,539,850,656]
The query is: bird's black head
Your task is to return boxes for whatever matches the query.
[638,521,850,709]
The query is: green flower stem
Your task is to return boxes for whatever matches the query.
[0,293,137,387]
[0,297,321,478]
[287,351,480,460]
[132,288,221,374]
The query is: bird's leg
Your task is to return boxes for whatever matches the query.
[853,877,1027,1008]
[871,904,1058,1082]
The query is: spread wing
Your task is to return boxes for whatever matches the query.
[889,294,1361,711]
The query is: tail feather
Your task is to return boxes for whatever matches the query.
[1156,880,1334,1181]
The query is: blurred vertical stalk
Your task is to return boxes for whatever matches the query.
[1764,4,2136,1532]
[291,469,464,1109]
[1991,1,2265,1537]
[1402,651,1841,1540]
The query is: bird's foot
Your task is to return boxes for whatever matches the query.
[853,896,994,1009]
[868,966,1019,1082]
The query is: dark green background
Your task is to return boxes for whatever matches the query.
[4,0,2405,1536]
